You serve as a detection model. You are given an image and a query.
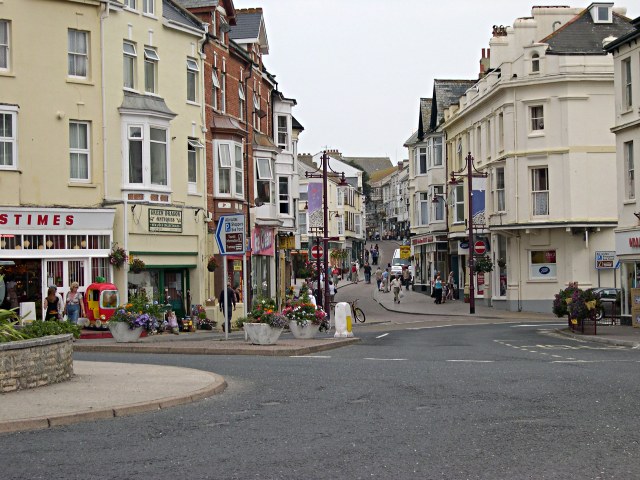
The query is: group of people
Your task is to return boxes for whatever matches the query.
[372,265,412,303]
[364,244,380,266]
[43,282,86,323]
[431,271,456,305]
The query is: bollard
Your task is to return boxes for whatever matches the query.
[334,302,354,338]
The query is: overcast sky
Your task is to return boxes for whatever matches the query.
[234,0,640,164]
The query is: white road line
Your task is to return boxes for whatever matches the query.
[376,333,390,339]
[364,358,407,361]
[447,360,495,363]
[289,355,331,358]
[551,355,563,358]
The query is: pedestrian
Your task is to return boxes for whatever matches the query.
[382,268,390,293]
[64,281,86,324]
[218,282,236,332]
[43,286,62,321]
[351,263,358,283]
[447,272,455,301]
[433,275,443,304]
[364,262,372,284]
[375,266,383,290]
[332,266,340,287]
[364,249,370,263]
[402,267,411,291]
[329,280,336,304]
[391,275,402,303]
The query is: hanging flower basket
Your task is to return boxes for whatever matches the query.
[207,256,218,272]
[108,243,127,269]
[130,258,145,274]
[474,255,493,273]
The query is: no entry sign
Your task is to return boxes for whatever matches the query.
[474,240,486,255]
[311,245,324,259]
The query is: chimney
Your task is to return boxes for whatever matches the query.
[397,162,403,171]
[479,48,491,78]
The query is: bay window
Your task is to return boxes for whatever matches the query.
[124,119,170,191]
[432,186,444,221]
[256,157,273,203]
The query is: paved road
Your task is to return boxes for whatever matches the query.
[2,321,639,479]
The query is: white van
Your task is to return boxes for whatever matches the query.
[390,249,414,280]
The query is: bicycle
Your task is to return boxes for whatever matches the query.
[329,298,366,323]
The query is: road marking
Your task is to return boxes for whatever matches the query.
[551,355,563,358]
[447,360,495,363]
[511,323,567,327]
[364,358,407,361]
[289,355,331,358]
[376,333,390,339]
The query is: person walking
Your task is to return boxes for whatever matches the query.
[391,275,402,303]
[351,263,358,283]
[364,262,372,284]
[382,268,390,293]
[375,266,383,291]
[447,271,455,301]
[64,281,86,324]
[402,267,411,291]
[218,282,236,332]
[332,266,341,287]
[43,286,63,321]
[433,275,443,304]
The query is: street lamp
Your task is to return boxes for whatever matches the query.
[305,151,347,311]
[449,152,488,314]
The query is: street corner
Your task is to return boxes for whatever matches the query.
[0,361,228,435]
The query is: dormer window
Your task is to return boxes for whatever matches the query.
[531,53,540,73]
[590,3,613,23]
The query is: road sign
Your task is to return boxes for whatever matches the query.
[474,240,486,255]
[311,245,324,259]
[215,214,245,255]
[595,250,616,270]
[400,246,411,259]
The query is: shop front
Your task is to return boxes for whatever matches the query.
[252,225,276,301]
[0,207,115,319]
[412,234,447,293]
[614,228,640,324]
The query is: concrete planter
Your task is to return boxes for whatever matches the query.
[243,323,283,345]
[289,320,319,339]
[108,322,144,343]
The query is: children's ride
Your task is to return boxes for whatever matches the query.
[80,282,119,329]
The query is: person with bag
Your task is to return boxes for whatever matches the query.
[64,281,86,325]
[391,275,402,303]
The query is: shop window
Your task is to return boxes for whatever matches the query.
[45,235,66,249]
[529,250,556,280]
[68,235,87,249]
[88,235,110,249]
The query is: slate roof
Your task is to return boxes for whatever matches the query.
[431,79,476,130]
[369,166,398,183]
[541,8,634,55]
[176,0,217,8]
[292,116,304,131]
[403,130,420,147]
[604,16,640,51]
[163,0,205,32]
[341,156,393,173]
[229,9,262,41]
[119,91,176,117]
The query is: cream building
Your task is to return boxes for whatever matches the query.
[0,0,209,319]
[604,15,640,321]
[442,4,633,312]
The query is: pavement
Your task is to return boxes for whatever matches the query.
[0,330,359,435]
[4,277,640,435]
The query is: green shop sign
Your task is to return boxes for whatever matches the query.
[148,208,182,233]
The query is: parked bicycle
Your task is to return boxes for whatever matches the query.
[329,298,366,323]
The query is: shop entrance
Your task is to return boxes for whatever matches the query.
[128,268,189,319]
[1,260,43,319]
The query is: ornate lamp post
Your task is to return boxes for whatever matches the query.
[449,152,488,314]
[305,151,347,311]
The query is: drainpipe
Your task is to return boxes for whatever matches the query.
[513,87,522,311]
[243,61,254,310]
[100,1,110,201]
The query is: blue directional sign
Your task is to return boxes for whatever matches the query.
[215,214,245,255]
[595,251,616,270]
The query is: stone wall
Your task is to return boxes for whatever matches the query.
[0,334,73,393]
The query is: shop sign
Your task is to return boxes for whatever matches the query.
[0,208,115,230]
[148,208,182,233]
[615,229,640,256]
[252,226,275,256]
[411,235,434,246]
[233,260,242,271]
[400,246,411,259]
[280,235,296,250]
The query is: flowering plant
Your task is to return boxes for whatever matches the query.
[108,292,163,331]
[552,282,601,322]
[108,243,127,268]
[130,258,145,273]
[247,298,288,328]
[282,292,330,331]
[207,256,218,272]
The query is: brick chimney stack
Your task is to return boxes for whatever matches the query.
[479,48,490,78]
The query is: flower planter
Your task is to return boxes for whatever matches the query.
[108,322,144,343]
[289,320,320,339]
[243,322,283,345]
